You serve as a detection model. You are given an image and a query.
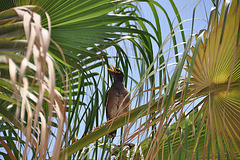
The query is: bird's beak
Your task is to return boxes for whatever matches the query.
[108,64,119,73]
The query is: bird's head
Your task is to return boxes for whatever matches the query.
[108,64,124,83]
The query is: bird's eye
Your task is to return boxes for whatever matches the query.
[115,69,121,73]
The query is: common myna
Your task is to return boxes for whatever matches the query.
[105,64,130,139]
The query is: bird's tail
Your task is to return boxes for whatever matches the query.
[109,130,116,139]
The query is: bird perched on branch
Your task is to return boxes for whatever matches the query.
[105,64,130,139]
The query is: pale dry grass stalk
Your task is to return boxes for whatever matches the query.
[3,5,66,159]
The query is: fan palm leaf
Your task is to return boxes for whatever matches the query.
[185,0,240,158]
[152,1,240,159]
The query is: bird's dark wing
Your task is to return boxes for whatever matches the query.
[116,87,130,115]
[105,87,121,120]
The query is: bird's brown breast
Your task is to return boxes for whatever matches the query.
[106,83,130,120]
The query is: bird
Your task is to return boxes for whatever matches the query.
[105,64,130,139]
